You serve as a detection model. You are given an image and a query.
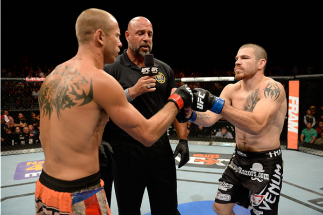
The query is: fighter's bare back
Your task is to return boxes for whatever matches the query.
[39,60,110,181]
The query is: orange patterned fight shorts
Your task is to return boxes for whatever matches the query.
[35,170,111,215]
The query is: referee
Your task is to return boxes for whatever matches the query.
[102,17,189,215]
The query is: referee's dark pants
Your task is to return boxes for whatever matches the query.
[111,133,180,215]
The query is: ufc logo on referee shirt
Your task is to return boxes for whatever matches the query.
[197,91,205,110]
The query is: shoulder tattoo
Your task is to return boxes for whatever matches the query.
[263,81,281,101]
[39,67,93,120]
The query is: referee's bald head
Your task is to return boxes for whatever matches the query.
[127,16,152,31]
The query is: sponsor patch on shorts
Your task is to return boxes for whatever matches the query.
[218,181,233,191]
[216,191,231,201]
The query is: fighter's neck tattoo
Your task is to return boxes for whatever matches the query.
[39,66,93,120]
[245,89,258,112]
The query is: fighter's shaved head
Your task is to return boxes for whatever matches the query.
[239,43,267,62]
[75,8,117,45]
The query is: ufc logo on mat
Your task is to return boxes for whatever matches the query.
[197,91,205,110]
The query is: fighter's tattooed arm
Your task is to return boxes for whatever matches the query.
[39,67,93,120]
[263,81,281,101]
[193,110,223,127]
[196,112,212,121]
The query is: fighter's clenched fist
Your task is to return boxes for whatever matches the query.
[168,84,193,110]
[192,88,225,114]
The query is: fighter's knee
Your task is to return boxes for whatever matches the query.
[213,202,233,215]
[213,202,222,214]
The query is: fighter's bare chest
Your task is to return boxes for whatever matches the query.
[231,88,261,113]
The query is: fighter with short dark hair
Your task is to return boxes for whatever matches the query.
[181,44,287,215]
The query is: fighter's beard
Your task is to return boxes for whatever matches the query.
[129,40,153,57]
[234,66,245,80]
[235,73,245,80]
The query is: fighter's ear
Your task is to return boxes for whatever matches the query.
[95,29,105,46]
[125,30,130,43]
[258,59,266,70]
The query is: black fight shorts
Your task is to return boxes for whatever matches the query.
[215,147,283,215]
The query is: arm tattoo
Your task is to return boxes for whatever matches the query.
[264,81,281,101]
[245,89,258,112]
[197,112,212,121]
[39,67,93,120]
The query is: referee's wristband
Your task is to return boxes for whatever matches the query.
[189,111,197,122]
[125,88,135,102]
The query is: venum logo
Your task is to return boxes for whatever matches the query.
[260,164,282,210]
[251,164,283,214]
[197,91,205,110]
[251,193,265,206]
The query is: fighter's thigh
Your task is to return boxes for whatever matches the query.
[215,180,250,209]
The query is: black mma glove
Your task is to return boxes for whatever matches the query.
[176,109,197,123]
[173,139,190,168]
[192,88,225,114]
[99,141,113,167]
[168,84,193,110]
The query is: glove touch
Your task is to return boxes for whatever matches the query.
[192,88,224,114]
[168,84,193,110]
[176,109,197,123]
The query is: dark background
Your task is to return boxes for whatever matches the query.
[1,2,322,73]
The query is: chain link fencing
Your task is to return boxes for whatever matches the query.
[1,78,42,155]
[1,75,323,156]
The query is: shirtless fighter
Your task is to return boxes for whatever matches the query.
[35,8,192,215]
[179,44,287,215]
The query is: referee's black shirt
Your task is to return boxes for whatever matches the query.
[103,49,176,150]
